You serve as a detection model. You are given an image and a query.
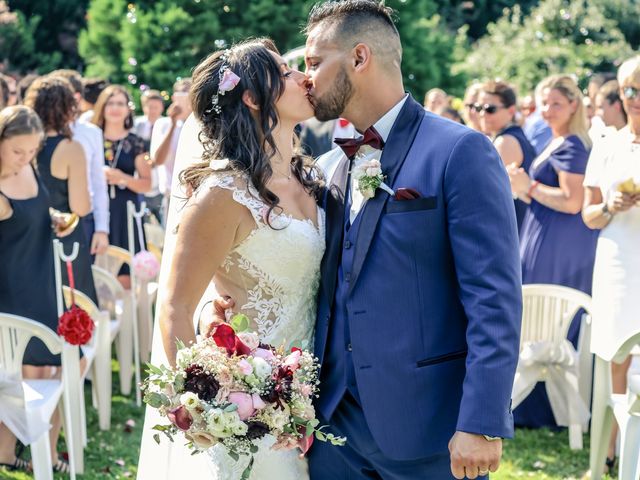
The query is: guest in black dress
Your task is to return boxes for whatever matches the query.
[24,76,97,304]
[479,80,536,233]
[92,85,151,289]
[0,105,80,473]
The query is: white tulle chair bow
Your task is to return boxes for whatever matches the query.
[0,372,50,445]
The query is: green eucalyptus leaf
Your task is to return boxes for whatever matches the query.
[230,314,250,333]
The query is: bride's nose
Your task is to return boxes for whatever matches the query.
[289,69,310,87]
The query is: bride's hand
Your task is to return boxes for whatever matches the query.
[203,296,235,337]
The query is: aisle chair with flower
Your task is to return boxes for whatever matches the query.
[95,244,141,405]
[53,239,110,474]
[511,284,594,450]
[589,332,640,480]
[91,264,130,395]
[0,312,81,480]
[127,200,160,368]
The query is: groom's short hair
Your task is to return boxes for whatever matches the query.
[306,0,402,70]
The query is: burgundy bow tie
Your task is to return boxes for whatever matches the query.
[334,126,385,160]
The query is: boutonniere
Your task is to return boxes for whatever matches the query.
[352,159,394,199]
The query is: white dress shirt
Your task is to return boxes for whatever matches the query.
[348,94,408,223]
[71,119,110,233]
[150,117,184,195]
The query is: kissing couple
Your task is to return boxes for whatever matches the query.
[138,1,522,479]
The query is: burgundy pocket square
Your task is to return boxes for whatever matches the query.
[394,188,422,201]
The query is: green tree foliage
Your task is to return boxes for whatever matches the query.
[455,0,634,95]
[7,0,89,70]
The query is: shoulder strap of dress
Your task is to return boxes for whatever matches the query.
[197,172,266,226]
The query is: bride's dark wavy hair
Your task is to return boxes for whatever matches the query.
[181,38,323,226]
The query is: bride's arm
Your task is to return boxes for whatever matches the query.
[160,185,247,365]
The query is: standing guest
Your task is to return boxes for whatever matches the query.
[423,87,448,113]
[435,105,464,124]
[50,69,110,257]
[79,77,109,123]
[16,74,40,104]
[582,55,640,473]
[508,74,599,429]
[461,82,483,131]
[523,82,553,155]
[24,76,97,303]
[300,117,355,158]
[134,89,165,223]
[92,85,151,289]
[150,78,192,224]
[595,80,627,131]
[0,105,82,475]
[0,74,18,106]
[519,94,537,122]
[479,80,536,232]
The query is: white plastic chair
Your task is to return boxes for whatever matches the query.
[95,245,142,405]
[144,221,165,262]
[512,284,594,450]
[91,265,130,396]
[62,286,111,436]
[589,334,640,480]
[0,313,81,480]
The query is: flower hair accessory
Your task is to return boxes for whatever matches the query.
[352,159,394,199]
[206,50,241,114]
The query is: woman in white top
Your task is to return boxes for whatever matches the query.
[582,55,640,470]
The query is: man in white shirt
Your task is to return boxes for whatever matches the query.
[135,89,165,223]
[150,78,192,224]
[50,70,110,256]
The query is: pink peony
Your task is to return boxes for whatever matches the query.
[228,392,255,420]
[283,350,302,371]
[251,393,266,410]
[237,359,253,376]
[254,347,276,362]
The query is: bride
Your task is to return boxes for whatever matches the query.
[141,39,324,479]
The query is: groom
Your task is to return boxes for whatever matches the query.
[304,1,522,479]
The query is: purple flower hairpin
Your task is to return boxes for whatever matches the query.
[207,50,241,114]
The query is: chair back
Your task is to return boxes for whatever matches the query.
[96,245,132,278]
[144,222,165,251]
[521,284,593,347]
[91,265,125,317]
[0,313,63,378]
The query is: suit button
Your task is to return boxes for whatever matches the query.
[347,343,352,352]
[344,240,352,249]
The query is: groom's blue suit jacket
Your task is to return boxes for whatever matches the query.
[315,96,522,461]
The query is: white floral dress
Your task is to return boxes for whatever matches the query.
[194,171,325,480]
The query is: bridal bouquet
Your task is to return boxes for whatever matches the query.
[143,315,345,478]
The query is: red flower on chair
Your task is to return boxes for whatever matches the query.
[57,305,94,345]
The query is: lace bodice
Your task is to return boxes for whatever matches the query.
[196,171,324,350]
[195,171,324,480]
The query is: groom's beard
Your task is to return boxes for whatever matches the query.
[313,65,354,122]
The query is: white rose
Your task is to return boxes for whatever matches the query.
[238,332,260,350]
[251,357,272,379]
[232,421,248,436]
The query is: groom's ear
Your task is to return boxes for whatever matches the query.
[242,90,260,111]
[352,43,372,73]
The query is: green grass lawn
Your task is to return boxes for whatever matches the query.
[0,365,613,479]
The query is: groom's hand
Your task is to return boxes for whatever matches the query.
[449,431,502,479]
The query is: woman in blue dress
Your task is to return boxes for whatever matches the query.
[92,85,151,289]
[508,74,600,428]
[478,80,536,233]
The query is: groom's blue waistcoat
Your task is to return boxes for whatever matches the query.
[315,96,523,462]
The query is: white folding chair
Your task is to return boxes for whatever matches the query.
[0,313,81,480]
[95,245,142,405]
[91,265,130,395]
[512,284,593,450]
[143,221,165,262]
[589,334,640,480]
[62,286,111,436]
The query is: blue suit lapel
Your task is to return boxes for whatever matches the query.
[348,96,425,295]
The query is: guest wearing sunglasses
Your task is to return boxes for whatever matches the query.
[461,82,483,132]
[478,80,536,232]
[582,56,640,473]
[508,74,599,430]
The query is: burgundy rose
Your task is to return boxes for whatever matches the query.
[212,324,251,356]
[246,421,270,440]
[167,405,193,431]
[296,424,314,455]
[184,364,220,402]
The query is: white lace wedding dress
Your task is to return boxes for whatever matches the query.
[195,171,325,479]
